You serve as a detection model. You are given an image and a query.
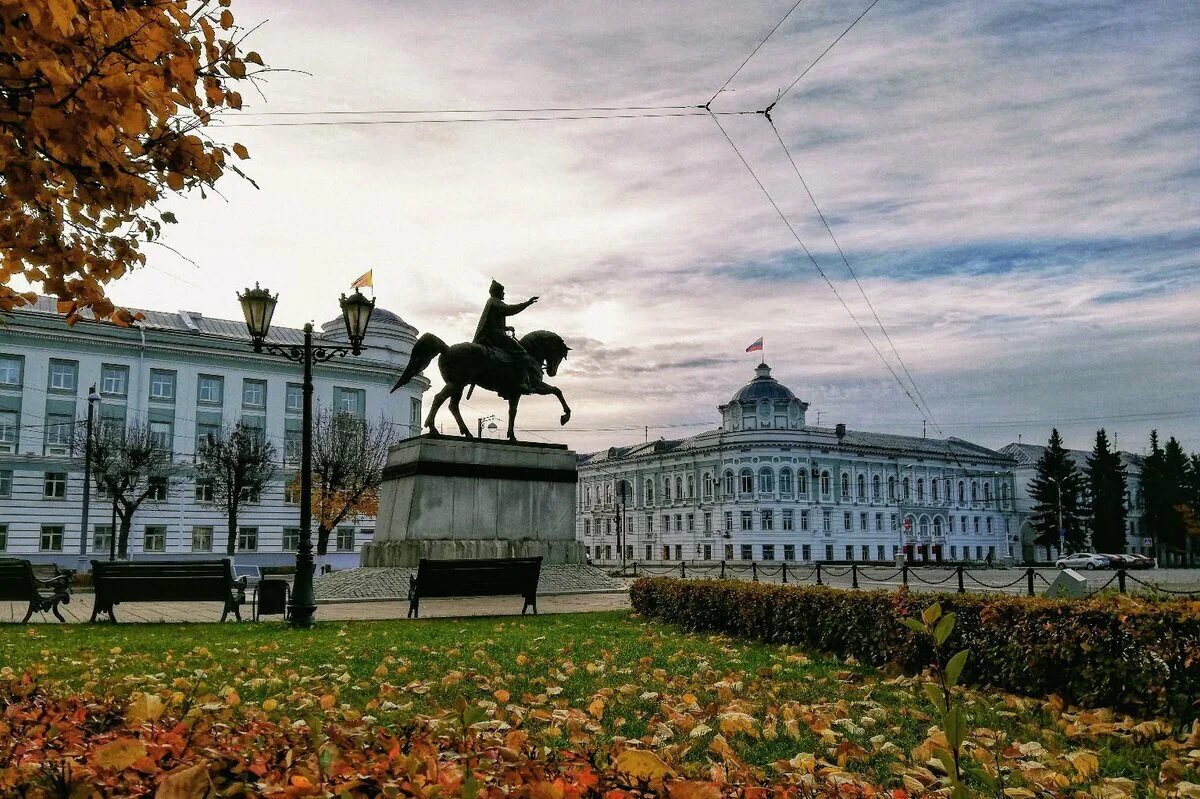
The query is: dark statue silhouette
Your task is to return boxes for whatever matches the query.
[391,280,572,440]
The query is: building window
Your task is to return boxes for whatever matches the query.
[958,481,965,503]
[857,474,866,499]
[859,512,868,531]
[862,545,870,561]
[948,516,955,533]
[872,475,881,499]
[44,472,67,499]
[149,420,172,452]
[188,526,211,552]
[645,515,653,534]
[48,359,78,392]
[779,468,793,494]
[888,476,896,501]
[797,469,807,495]
[0,410,17,450]
[0,524,7,551]
[334,387,366,417]
[724,511,733,531]
[762,544,775,561]
[740,544,753,561]
[724,544,734,560]
[149,370,176,402]
[148,477,168,502]
[799,510,809,531]
[932,479,940,503]
[983,484,992,504]
[282,528,300,552]
[0,469,11,497]
[976,546,983,560]
[337,527,355,551]
[820,471,831,497]
[195,479,214,502]
[582,519,591,537]
[673,514,682,532]
[986,517,993,534]
[685,513,694,532]
[758,467,774,494]
[842,511,851,530]
[802,544,811,561]
[840,473,850,499]
[286,383,303,413]
[44,413,73,452]
[703,512,712,532]
[284,482,300,504]
[662,476,672,502]
[739,468,753,494]
[90,524,112,554]
[917,478,925,502]
[100,364,129,397]
[40,525,64,552]
[902,477,911,500]
[761,509,773,531]
[242,379,267,409]
[644,479,655,505]
[875,512,883,531]
[845,545,854,561]
[144,526,167,552]
[934,516,943,536]
[782,509,794,531]
[645,545,653,560]
[686,474,694,498]
[961,515,968,532]
[951,545,957,560]
[740,511,752,531]
[822,510,831,531]
[237,527,258,551]
[198,375,224,406]
[971,482,979,503]
[784,544,795,561]
[0,354,23,385]
[824,544,834,561]
[973,516,980,534]
[891,513,898,531]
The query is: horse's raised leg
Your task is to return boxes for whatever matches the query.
[425,385,453,436]
[507,396,520,440]
[533,382,571,426]
[447,385,472,437]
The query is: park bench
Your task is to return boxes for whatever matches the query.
[90,559,246,623]
[0,559,73,623]
[407,556,541,619]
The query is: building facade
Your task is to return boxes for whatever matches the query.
[0,297,427,569]
[999,442,1147,560]
[577,364,1021,565]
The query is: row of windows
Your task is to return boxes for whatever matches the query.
[586,542,1000,563]
[583,507,1004,536]
[583,469,1011,509]
[0,523,367,553]
[0,469,295,504]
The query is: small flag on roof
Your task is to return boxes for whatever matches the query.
[351,269,373,290]
[745,336,764,353]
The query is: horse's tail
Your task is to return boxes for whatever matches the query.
[392,333,447,392]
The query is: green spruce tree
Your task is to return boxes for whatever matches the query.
[1140,431,1167,560]
[1084,429,1127,553]
[1028,429,1086,559]
[1160,437,1191,559]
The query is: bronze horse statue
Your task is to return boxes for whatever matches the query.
[391,329,572,440]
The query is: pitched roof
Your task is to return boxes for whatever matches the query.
[998,442,1143,470]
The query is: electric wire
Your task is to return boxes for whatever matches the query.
[708,0,808,106]
[216,109,759,128]
[769,0,883,111]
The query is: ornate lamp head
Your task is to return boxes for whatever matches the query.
[339,291,375,355]
[237,283,278,352]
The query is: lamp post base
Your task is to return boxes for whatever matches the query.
[287,602,318,628]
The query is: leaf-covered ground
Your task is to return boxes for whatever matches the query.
[2,611,1197,797]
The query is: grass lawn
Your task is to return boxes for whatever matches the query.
[3,611,1197,797]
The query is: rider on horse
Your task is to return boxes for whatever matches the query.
[473,280,541,395]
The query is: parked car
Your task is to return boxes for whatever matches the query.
[1054,552,1110,570]
[1098,553,1133,569]
[1127,554,1155,569]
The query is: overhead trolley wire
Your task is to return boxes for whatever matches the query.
[707,0,808,106]
[216,109,760,128]
[767,0,883,113]
[235,104,704,116]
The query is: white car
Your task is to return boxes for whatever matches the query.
[1055,553,1110,570]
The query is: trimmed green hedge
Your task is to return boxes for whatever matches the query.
[630,577,1200,718]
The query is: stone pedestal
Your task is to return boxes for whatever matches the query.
[361,435,585,567]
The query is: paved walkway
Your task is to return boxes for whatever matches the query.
[315,564,625,600]
[0,590,630,624]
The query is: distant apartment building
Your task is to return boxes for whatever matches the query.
[0,297,427,569]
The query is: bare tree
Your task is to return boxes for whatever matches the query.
[75,421,173,559]
[308,410,396,556]
[196,422,278,556]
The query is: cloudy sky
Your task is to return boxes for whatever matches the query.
[78,0,1200,453]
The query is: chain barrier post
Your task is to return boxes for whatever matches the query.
[901,563,908,588]
[752,562,758,582]
[1117,568,1126,594]
[782,562,788,584]
[957,565,965,594]
[1026,567,1035,596]
[816,562,823,585]
[680,561,686,579]
[851,563,859,588]
[719,560,726,579]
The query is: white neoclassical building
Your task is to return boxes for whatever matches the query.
[0,296,427,570]
[577,363,1021,565]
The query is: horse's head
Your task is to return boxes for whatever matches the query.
[520,330,571,377]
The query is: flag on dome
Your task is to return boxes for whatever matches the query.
[745,336,764,353]
[351,269,373,290]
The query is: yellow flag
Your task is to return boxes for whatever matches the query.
[352,269,373,289]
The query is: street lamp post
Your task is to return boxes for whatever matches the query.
[237,283,375,629]
[78,385,101,571]
[476,414,499,438]
[1049,476,1066,557]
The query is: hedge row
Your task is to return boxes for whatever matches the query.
[629,577,1200,718]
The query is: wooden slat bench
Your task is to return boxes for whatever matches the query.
[408,556,542,618]
[0,559,73,623]
[90,559,246,623]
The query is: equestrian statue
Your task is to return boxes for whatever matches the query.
[391,280,572,440]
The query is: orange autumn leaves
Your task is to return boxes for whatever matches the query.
[0,0,265,322]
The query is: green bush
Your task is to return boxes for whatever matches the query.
[630,577,1200,718]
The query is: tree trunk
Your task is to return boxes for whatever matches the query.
[317,525,330,556]
[118,515,132,560]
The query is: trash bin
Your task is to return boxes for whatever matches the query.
[255,579,290,621]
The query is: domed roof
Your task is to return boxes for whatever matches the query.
[321,306,408,332]
[730,363,796,403]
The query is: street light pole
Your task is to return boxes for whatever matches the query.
[78,385,100,571]
[237,284,375,629]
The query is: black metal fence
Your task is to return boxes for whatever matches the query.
[612,561,1200,598]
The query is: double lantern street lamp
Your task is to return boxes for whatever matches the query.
[236,283,376,629]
